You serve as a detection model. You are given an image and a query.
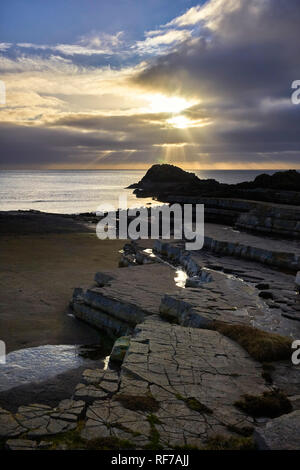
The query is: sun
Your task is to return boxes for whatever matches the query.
[142,92,210,129]
[166,115,190,129]
[166,115,213,129]
[145,93,196,114]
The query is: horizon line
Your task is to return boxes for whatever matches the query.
[1,167,300,172]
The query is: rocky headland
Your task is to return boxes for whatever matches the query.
[128,165,300,239]
[128,164,300,205]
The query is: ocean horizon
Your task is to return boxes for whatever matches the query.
[0,168,280,214]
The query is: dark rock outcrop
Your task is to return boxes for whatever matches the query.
[240,170,300,191]
[126,165,300,237]
[127,163,213,193]
[127,164,300,206]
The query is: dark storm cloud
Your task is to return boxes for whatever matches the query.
[50,112,193,146]
[0,122,143,166]
[52,112,169,131]
[133,0,300,166]
[0,121,184,167]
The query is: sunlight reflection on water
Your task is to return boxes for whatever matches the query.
[0,344,108,392]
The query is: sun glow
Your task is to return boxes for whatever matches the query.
[166,115,212,129]
[167,115,190,128]
[146,93,196,114]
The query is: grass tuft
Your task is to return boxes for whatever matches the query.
[41,421,135,450]
[235,390,292,418]
[226,424,254,437]
[144,414,163,450]
[176,394,213,414]
[213,321,292,362]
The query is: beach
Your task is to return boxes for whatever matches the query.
[0,212,124,352]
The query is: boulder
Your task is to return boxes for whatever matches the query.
[110,336,131,363]
[254,410,300,450]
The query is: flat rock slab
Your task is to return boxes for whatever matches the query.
[89,264,180,317]
[81,400,150,447]
[0,400,85,439]
[203,224,300,271]
[72,263,193,336]
[159,270,269,328]
[17,400,85,438]
[74,253,273,334]
[204,223,300,257]
[154,239,300,337]
[153,224,300,271]
[190,247,300,337]
[81,316,268,448]
[0,407,26,438]
[254,410,300,450]
[74,369,119,402]
[73,263,188,335]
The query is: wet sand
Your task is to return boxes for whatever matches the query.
[0,212,125,352]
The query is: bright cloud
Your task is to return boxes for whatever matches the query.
[135,29,192,54]
[166,0,242,28]
[16,31,124,56]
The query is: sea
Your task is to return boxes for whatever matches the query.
[0,169,279,214]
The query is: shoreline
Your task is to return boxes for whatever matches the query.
[0,212,125,352]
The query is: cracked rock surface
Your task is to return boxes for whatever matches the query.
[1,237,300,450]
[118,316,265,447]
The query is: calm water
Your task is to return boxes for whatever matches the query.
[0,169,278,214]
[0,344,110,392]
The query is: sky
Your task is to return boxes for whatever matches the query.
[0,0,300,170]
